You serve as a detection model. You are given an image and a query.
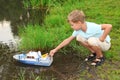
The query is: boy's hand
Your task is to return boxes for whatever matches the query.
[49,49,57,57]
[99,37,104,42]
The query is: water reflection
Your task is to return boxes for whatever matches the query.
[0,0,47,53]
[0,0,84,80]
[0,20,17,46]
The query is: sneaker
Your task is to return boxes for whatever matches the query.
[85,53,96,61]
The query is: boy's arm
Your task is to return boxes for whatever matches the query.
[100,24,112,42]
[49,36,75,56]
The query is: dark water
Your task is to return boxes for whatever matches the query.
[0,44,85,80]
[0,0,90,80]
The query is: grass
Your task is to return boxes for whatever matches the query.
[22,0,53,9]
[20,0,120,60]
[78,60,120,80]
[16,69,46,80]
[18,1,120,80]
[18,24,56,51]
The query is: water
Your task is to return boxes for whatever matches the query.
[0,20,17,45]
[0,0,89,80]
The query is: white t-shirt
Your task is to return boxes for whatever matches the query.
[72,22,111,43]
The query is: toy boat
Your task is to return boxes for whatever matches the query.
[13,51,53,66]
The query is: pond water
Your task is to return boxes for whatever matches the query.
[0,20,17,46]
[0,0,89,80]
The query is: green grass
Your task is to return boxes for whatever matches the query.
[78,60,120,80]
[16,69,50,80]
[18,24,55,51]
[22,0,53,9]
[20,0,120,60]
[18,0,120,80]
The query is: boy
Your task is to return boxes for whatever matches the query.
[49,10,112,66]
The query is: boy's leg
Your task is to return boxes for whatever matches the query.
[76,35,95,53]
[80,41,102,58]
[76,35,97,61]
[87,37,111,66]
[79,41,95,53]
[76,35,110,64]
[79,40,103,58]
[87,37,111,58]
[89,45,103,58]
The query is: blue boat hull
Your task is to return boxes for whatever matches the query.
[13,53,53,66]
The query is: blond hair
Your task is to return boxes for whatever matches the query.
[68,10,85,23]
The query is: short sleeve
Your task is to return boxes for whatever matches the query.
[72,31,78,37]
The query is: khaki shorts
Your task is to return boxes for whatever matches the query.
[76,35,111,51]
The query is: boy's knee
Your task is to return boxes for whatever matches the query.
[76,35,87,43]
[76,35,81,42]
[87,37,98,46]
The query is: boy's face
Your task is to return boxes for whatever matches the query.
[69,21,82,31]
